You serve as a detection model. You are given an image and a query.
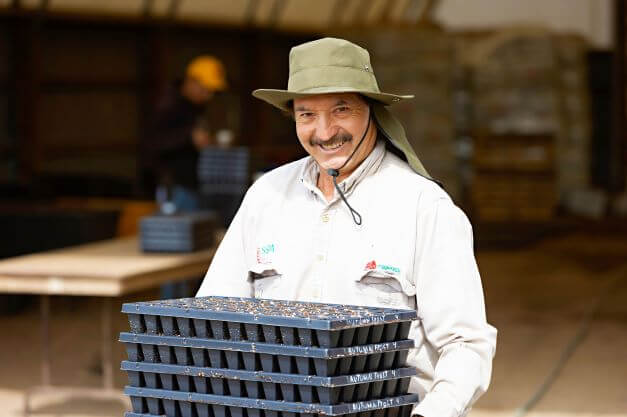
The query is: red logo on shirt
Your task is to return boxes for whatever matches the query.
[365,260,377,270]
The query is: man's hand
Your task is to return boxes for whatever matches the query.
[192,127,212,149]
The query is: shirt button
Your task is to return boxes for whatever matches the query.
[316,254,325,262]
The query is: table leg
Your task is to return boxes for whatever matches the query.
[102,297,113,389]
[41,294,51,386]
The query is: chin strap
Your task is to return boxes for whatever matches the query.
[325,107,371,226]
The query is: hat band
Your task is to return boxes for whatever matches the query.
[288,65,380,94]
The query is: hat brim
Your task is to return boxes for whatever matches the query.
[252,87,413,111]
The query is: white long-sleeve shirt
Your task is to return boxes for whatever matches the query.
[197,140,497,417]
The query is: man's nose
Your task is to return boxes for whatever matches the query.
[315,114,337,141]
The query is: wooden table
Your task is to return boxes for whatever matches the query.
[0,236,216,415]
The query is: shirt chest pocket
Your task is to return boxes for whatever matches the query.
[354,267,416,309]
[249,263,283,299]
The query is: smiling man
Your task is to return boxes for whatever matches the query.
[197,38,497,417]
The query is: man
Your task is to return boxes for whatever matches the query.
[146,55,227,299]
[197,38,496,417]
[145,55,227,212]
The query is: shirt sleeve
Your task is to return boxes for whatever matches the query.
[196,194,253,298]
[412,198,497,417]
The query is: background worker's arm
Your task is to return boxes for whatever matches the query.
[412,198,497,417]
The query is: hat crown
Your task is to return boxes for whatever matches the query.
[287,37,380,93]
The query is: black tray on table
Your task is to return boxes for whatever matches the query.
[121,361,417,405]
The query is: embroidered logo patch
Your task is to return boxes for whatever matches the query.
[256,243,275,264]
[364,260,400,275]
[365,260,377,270]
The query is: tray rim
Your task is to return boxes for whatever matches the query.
[121,296,418,330]
[119,333,415,358]
[123,386,419,415]
[120,361,418,387]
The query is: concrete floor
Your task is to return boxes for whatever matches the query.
[0,230,626,417]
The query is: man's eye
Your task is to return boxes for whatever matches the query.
[298,112,314,119]
[334,106,350,113]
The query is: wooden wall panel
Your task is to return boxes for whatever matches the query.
[41,26,138,83]
[38,91,138,148]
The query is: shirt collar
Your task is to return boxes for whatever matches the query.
[299,139,386,200]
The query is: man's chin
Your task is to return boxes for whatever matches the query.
[316,155,350,174]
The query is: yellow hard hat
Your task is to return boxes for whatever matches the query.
[186,55,227,91]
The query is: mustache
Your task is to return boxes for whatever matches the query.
[309,132,353,147]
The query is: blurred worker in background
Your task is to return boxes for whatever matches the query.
[147,55,228,213]
[146,55,227,299]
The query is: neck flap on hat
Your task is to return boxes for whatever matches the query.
[371,102,431,180]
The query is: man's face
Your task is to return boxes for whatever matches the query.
[182,76,214,104]
[293,93,376,179]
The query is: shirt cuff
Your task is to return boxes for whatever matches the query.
[412,390,463,417]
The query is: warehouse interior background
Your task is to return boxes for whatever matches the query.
[0,0,626,416]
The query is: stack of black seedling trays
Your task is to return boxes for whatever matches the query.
[120,296,419,417]
[139,211,217,253]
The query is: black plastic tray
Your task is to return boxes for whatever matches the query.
[126,314,411,349]
[121,334,412,377]
[125,403,413,417]
[122,297,417,332]
[125,386,418,416]
[122,361,416,405]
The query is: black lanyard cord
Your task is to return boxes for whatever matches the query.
[326,107,371,226]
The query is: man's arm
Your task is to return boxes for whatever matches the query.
[412,198,497,417]
[196,197,252,297]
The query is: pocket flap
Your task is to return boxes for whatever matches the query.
[356,268,416,297]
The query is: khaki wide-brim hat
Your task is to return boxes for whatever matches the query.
[252,37,431,179]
